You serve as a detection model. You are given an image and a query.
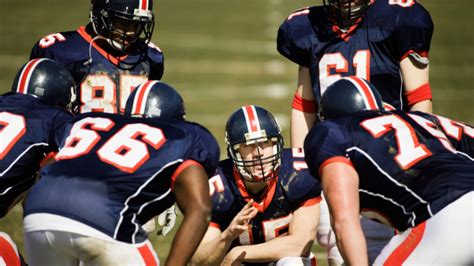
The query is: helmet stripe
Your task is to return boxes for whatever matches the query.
[16,58,44,94]
[140,0,149,11]
[345,76,379,110]
[132,81,156,115]
[242,105,261,133]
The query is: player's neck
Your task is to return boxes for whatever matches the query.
[243,180,267,196]
[85,24,128,57]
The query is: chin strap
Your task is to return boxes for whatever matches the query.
[83,35,107,66]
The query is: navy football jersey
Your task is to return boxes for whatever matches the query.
[30,25,164,114]
[0,93,72,217]
[277,0,433,110]
[304,110,474,231]
[209,148,321,248]
[24,112,220,244]
[413,112,474,159]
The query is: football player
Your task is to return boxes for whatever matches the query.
[191,105,321,266]
[277,1,434,263]
[22,81,220,265]
[30,0,164,114]
[0,58,76,265]
[304,77,474,265]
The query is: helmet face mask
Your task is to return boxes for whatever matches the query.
[225,105,284,183]
[11,59,77,113]
[324,0,370,28]
[90,0,155,53]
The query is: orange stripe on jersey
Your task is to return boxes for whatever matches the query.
[170,160,203,190]
[300,196,322,207]
[0,235,20,266]
[383,221,426,265]
[137,243,158,266]
[318,156,354,177]
[77,26,128,65]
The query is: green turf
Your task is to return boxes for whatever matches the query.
[0,0,472,264]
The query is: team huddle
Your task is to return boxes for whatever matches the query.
[1,0,473,265]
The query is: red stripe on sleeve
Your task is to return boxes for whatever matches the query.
[170,160,203,190]
[318,156,354,177]
[292,92,317,113]
[209,222,221,230]
[405,83,432,106]
[300,196,322,207]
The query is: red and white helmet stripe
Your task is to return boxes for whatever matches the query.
[139,0,150,12]
[343,76,381,110]
[131,81,156,115]
[15,58,45,94]
[242,105,261,134]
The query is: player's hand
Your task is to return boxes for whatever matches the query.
[223,200,258,241]
[157,205,177,236]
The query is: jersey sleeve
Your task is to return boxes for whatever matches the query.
[304,121,350,178]
[393,3,434,59]
[147,45,165,80]
[276,10,312,67]
[50,111,73,151]
[186,123,221,177]
[30,41,54,60]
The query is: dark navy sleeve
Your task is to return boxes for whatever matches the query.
[393,3,433,58]
[50,111,73,151]
[281,149,322,204]
[187,123,220,177]
[147,43,164,80]
[277,9,312,67]
[304,121,349,178]
[30,41,53,60]
[209,165,235,230]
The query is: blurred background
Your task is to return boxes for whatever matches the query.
[0,0,472,264]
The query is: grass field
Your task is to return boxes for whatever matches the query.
[0,0,472,264]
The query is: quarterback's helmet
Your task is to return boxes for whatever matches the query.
[90,0,154,52]
[319,76,383,120]
[324,0,370,28]
[125,81,185,121]
[225,105,283,182]
[11,58,77,112]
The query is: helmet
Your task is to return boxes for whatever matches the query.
[11,58,77,112]
[125,80,185,121]
[90,0,154,52]
[324,0,370,28]
[319,76,383,120]
[225,105,284,182]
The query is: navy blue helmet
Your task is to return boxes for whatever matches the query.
[11,58,77,112]
[319,76,384,120]
[225,105,283,182]
[125,81,185,121]
[90,0,155,52]
[324,0,371,28]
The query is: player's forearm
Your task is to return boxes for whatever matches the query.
[191,229,235,266]
[409,99,432,113]
[291,109,317,148]
[333,218,368,265]
[166,206,210,266]
[230,234,314,263]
